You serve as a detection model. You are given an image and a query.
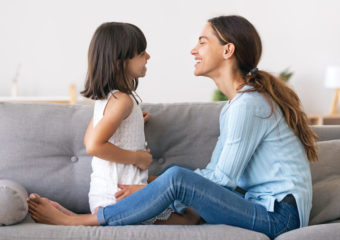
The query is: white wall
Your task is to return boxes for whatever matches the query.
[1,0,340,114]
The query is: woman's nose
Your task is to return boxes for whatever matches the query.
[191,47,197,55]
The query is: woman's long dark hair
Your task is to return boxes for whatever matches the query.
[81,22,147,101]
[209,15,318,162]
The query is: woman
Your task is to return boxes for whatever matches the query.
[28,15,317,239]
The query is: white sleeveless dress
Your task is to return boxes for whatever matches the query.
[88,90,172,223]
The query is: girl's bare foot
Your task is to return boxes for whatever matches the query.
[27,195,99,226]
[27,195,75,225]
[27,193,76,216]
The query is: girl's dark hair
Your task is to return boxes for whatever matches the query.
[208,15,318,162]
[81,22,147,101]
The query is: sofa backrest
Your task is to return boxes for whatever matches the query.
[1,102,340,214]
[0,102,93,213]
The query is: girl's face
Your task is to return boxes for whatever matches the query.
[127,51,150,79]
[191,23,225,78]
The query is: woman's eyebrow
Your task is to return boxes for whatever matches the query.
[199,36,208,41]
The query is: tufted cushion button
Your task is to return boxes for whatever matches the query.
[157,158,165,164]
[70,156,78,163]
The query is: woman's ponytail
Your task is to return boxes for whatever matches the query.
[242,71,318,162]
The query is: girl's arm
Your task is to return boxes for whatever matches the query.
[114,176,158,201]
[84,118,94,148]
[142,111,151,122]
[84,92,152,169]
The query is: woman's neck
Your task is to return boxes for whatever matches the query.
[211,65,244,101]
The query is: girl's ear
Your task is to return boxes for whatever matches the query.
[116,59,128,70]
[223,43,235,59]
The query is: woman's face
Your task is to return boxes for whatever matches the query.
[191,23,225,78]
[127,51,150,79]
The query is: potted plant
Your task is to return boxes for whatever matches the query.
[279,68,294,82]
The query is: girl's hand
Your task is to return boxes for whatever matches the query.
[115,184,146,202]
[147,175,158,183]
[142,111,151,123]
[135,150,152,170]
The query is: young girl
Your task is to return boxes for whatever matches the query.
[27,22,199,225]
[81,22,154,216]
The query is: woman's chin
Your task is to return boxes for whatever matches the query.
[193,70,204,77]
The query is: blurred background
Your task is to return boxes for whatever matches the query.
[1,0,340,115]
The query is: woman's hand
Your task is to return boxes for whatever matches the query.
[135,150,152,170]
[143,111,151,123]
[115,184,146,202]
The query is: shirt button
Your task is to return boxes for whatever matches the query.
[70,156,78,163]
[157,158,165,164]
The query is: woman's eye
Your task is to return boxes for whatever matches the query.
[199,42,205,45]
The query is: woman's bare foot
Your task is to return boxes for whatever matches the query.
[27,194,76,216]
[27,195,99,226]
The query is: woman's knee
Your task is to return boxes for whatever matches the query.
[159,164,192,175]
[163,166,188,181]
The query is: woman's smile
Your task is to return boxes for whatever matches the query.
[194,57,202,67]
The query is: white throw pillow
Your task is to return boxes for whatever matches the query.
[0,179,28,226]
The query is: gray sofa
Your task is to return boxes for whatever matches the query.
[0,101,340,240]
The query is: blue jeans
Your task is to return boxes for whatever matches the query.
[97,166,300,239]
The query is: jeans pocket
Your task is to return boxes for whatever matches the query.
[275,216,290,237]
[271,202,300,238]
[286,211,300,231]
[275,212,300,237]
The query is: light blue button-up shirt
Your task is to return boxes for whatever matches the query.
[195,85,312,227]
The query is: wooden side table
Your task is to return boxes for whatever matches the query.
[0,84,77,104]
[308,114,340,125]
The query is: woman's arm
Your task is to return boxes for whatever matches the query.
[84,92,152,170]
[196,102,267,189]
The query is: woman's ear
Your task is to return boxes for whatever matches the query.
[223,43,235,59]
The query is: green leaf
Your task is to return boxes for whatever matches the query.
[279,68,294,82]
[212,89,228,101]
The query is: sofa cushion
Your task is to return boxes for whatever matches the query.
[309,140,340,225]
[274,223,340,240]
[0,217,270,240]
[0,179,28,226]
